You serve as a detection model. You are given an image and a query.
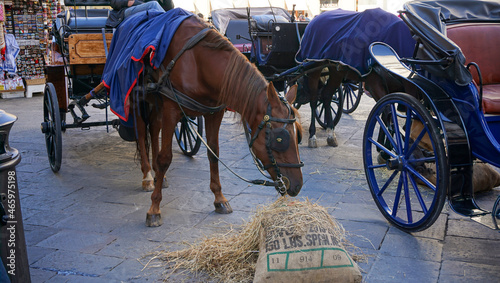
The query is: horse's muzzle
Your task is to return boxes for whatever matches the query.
[287,183,302,197]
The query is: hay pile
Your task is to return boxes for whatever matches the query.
[151,197,363,282]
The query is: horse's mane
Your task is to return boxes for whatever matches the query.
[200,25,268,123]
[220,51,268,123]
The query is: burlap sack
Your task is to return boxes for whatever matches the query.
[253,203,362,283]
[472,163,500,193]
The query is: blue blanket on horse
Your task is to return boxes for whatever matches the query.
[296,8,415,74]
[102,8,193,121]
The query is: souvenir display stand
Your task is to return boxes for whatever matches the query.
[0,0,59,98]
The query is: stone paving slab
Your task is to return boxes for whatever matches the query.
[442,236,500,266]
[1,95,499,282]
[438,260,500,283]
[366,255,441,283]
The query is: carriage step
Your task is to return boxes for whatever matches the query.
[470,213,499,230]
[68,100,90,124]
[92,101,109,109]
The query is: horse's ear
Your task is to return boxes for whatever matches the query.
[266,82,280,105]
[285,85,298,104]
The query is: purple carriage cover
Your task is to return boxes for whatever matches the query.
[296,8,415,74]
[102,8,192,122]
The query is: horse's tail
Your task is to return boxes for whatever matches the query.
[131,94,154,163]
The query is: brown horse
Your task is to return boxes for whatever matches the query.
[130,16,303,227]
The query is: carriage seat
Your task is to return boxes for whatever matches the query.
[447,23,500,114]
[62,9,111,33]
[62,0,111,33]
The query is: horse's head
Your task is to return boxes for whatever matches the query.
[248,83,303,196]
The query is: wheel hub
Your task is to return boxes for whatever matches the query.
[386,155,405,171]
[40,122,50,134]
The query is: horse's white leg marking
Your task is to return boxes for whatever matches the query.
[308,135,318,148]
[142,170,155,192]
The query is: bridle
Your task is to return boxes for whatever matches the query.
[246,96,304,194]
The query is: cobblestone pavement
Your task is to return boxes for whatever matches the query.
[2,93,499,282]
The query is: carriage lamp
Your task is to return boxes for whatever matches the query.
[0,110,31,283]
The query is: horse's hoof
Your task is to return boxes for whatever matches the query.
[377,153,387,165]
[327,135,338,147]
[146,213,162,227]
[308,136,318,148]
[154,176,169,188]
[326,129,338,147]
[214,202,233,214]
[142,180,155,192]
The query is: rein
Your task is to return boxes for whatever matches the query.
[153,23,303,194]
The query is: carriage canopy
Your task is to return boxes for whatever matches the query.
[210,7,292,36]
[401,0,500,86]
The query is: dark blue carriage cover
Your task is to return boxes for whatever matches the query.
[296,8,415,74]
[102,8,192,121]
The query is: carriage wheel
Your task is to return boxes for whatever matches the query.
[342,80,363,114]
[492,195,500,230]
[363,93,448,232]
[315,85,344,129]
[41,83,63,172]
[175,115,203,156]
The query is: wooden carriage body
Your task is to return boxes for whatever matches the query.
[47,0,112,111]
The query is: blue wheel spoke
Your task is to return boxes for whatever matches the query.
[408,173,429,214]
[403,171,413,223]
[404,108,413,156]
[390,104,404,153]
[378,170,399,196]
[368,163,387,169]
[405,164,437,191]
[405,124,429,159]
[375,115,399,154]
[408,157,436,164]
[367,137,397,159]
[391,174,404,217]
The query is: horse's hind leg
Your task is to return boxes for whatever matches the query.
[307,71,321,148]
[149,108,168,188]
[205,111,232,214]
[323,68,343,147]
[133,103,155,192]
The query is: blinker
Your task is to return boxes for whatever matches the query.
[269,127,290,152]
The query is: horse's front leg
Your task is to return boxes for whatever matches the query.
[205,111,232,214]
[146,108,178,227]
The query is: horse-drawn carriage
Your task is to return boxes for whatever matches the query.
[40,0,203,173]
[213,1,500,232]
[361,0,500,232]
